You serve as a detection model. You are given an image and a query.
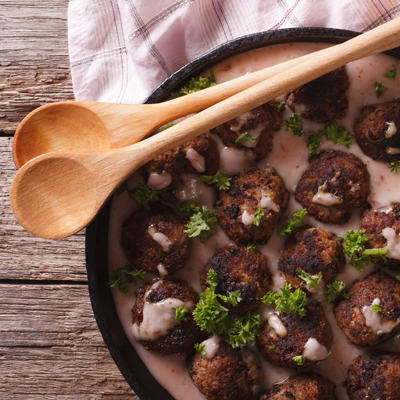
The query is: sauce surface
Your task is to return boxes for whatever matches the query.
[108,42,400,400]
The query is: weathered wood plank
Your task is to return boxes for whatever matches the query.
[0,137,88,281]
[0,284,137,398]
[0,0,75,135]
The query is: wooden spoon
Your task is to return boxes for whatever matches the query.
[14,50,323,169]
[10,17,400,240]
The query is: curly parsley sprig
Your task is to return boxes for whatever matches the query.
[235,132,260,145]
[193,269,240,334]
[108,264,146,295]
[375,81,388,99]
[262,283,307,317]
[278,209,308,238]
[325,281,349,303]
[228,311,262,348]
[174,306,190,322]
[200,170,231,190]
[284,114,303,136]
[384,60,400,79]
[181,203,218,243]
[340,229,388,272]
[171,70,216,98]
[114,182,159,210]
[296,269,323,291]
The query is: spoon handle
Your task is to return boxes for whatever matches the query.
[75,51,317,148]
[127,17,400,164]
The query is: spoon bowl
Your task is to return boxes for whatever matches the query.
[10,17,400,239]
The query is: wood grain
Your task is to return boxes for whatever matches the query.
[0,0,75,136]
[0,284,136,399]
[0,137,87,281]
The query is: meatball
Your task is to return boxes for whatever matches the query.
[257,302,333,370]
[286,66,349,123]
[215,166,290,244]
[121,203,191,275]
[335,271,400,347]
[295,150,370,224]
[345,352,400,400]
[210,102,284,161]
[353,101,400,162]
[278,227,345,292]
[201,244,270,313]
[132,278,203,355]
[359,203,400,269]
[259,372,338,400]
[187,340,262,400]
[142,133,220,203]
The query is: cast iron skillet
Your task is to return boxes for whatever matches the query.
[85,27,400,400]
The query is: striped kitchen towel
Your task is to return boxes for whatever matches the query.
[68,0,400,104]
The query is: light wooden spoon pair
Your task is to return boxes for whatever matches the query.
[10,17,400,240]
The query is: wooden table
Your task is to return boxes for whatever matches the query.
[0,1,136,398]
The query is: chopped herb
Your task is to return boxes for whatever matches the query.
[391,338,396,345]
[395,275,400,281]
[340,229,388,272]
[372,304,382,314]
[278,209,308,238]
[326,281,349,303]
[193,269,240,334]
[293,355,306,366]
[306,130,324,154]
[129,184,159,210]
[296,269,323,290]
[108,265,146,295]
[183,204,218,242]
[174,306,190,322]
[171,188,181,194]
[253,208,264,226]
[200,170,231,190]
[262,282,307,317]
[284,114,303,136]
[162,122,177,130]
[114,181,128,196]
[171,71,216,98]
[323,121,352,148]
[194,343,206,356]
[246,243,257,250]
[277,101,286,111]
[375,81,388,99]
[389,160,400,173]
[269,344,276,350]
[384,60,400,79]
[228,311,262,348]
[235,132,260,144]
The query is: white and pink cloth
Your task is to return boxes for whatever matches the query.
[68,0,400,104]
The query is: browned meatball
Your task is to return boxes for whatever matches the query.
[278,227,345,292]
[211,102,284,161]
[286,66,349,123]
[132,278,203,355]
[353,101,400,162]
[295,150,370,224]
[187,340,262,400]
[201,244,270,313]
[215,166,290,244]
[359,203,400,269]
[121,203,191,275]
[259,372,338,400]
[142,133,220,203]
[345,352,400,400]
[335,271,400,347]
[256,302,333,370]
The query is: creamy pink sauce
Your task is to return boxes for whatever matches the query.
[108,43,400,400]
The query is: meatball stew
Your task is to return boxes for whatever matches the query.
[107,43,400,400]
